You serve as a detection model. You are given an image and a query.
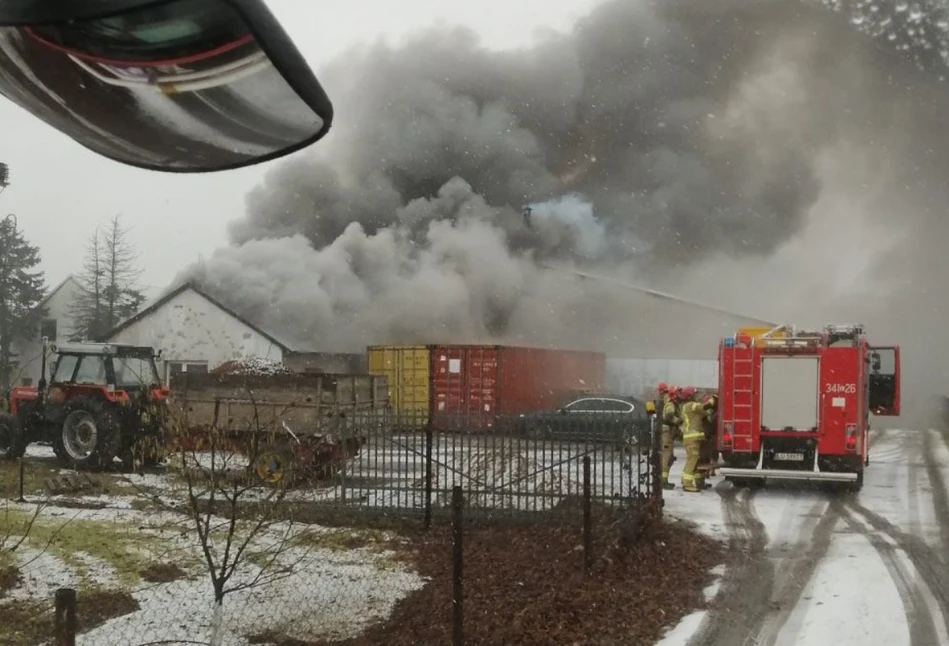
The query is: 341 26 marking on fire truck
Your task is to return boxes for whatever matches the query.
[825,383,857,394]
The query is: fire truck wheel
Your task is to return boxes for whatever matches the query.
[849,469,864,493]
[0,413,26,460]
[57,399,122,471]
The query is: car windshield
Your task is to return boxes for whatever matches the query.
[0,1,933,641]
[113,356,159,387]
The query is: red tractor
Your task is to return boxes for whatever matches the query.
[0,342,169,470]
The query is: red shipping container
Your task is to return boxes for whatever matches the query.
[430,345,605,431]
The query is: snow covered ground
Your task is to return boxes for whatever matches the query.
[656,427,949,646]
[0,450,427,646]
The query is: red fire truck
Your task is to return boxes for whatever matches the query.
[716,324,900,491]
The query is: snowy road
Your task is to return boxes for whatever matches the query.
[659,428,949,646]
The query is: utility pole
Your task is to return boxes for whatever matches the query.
[0,162,11,390]
[0,213,13,391]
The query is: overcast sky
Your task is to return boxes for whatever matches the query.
[0,0,604,296]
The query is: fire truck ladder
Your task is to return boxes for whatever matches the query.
[730,345,755,445]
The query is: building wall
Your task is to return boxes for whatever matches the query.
[14,277,82,386]
[105,288,284,381]
[606,358,719,399]
[283,352,366,374]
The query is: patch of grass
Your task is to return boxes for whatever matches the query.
[0,508,200,587]
[0,588,138,646]
[288,527,411,571]
[0,458,61,497]
[289,527,394,553]
[0,456,145,500]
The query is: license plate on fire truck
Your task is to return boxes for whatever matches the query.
[774,452,805,462]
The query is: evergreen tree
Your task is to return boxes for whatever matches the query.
[0,215,47,390]
[71,215,145,340]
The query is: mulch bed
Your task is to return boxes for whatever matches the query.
[140,562,188,584]
[305,504,723,646]
[0,589,139,646]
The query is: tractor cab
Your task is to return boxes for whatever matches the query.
[47,342,164,401]
[3,342,168,470]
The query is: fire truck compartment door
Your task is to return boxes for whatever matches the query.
[760,357,819,431]
[868,345,901,416]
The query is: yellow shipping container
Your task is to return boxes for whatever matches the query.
[367,345,431,428]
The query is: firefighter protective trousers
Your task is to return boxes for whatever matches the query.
[680,400,706,491]
[661,395,679,484]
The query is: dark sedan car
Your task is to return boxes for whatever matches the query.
[517,395,650,443]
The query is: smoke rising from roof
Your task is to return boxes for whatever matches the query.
[183,0,949,421]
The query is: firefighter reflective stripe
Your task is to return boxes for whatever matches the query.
[682,432,706,440]
[663,400,680,426]
[680,401,705,435]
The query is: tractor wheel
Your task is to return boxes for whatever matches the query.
[252,445,299,488]
[57,399,122,471]
[0,413,26,460]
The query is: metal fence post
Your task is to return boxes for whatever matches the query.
[18,456,25,502]
[650,411,663,512]
[451,485,464,646]
[583,456,592,575]
[54,587,77,646]
[424,423,434,529]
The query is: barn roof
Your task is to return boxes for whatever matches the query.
[102,281,293,352]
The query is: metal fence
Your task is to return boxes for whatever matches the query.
[322,412,657,520]
[0,404,663,646]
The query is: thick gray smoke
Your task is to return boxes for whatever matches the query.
[184,0,949,423]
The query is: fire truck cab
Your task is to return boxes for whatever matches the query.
[716,324,900,491]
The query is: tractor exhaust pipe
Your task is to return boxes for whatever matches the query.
[37,336,49,404]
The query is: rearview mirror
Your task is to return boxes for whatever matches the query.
[0,0,334,172]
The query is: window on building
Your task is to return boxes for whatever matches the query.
[39,318,57,341]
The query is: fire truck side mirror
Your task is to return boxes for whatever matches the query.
[0,0,334,172]
[870,353,882,372]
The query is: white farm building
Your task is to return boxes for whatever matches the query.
[12,275,83,386]
[104,282,291,382]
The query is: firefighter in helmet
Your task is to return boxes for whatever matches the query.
[699,393,719,474]
[678,386,707,492]
[659,383,679,490]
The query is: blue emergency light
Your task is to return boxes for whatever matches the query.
[724,337,735,348]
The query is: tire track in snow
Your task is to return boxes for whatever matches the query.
[868,426,886,456]
[756,496,839,646]
[834,500,940,646]
[843,497,949,639]
[687,483,772,646]
[925,429,949,561]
